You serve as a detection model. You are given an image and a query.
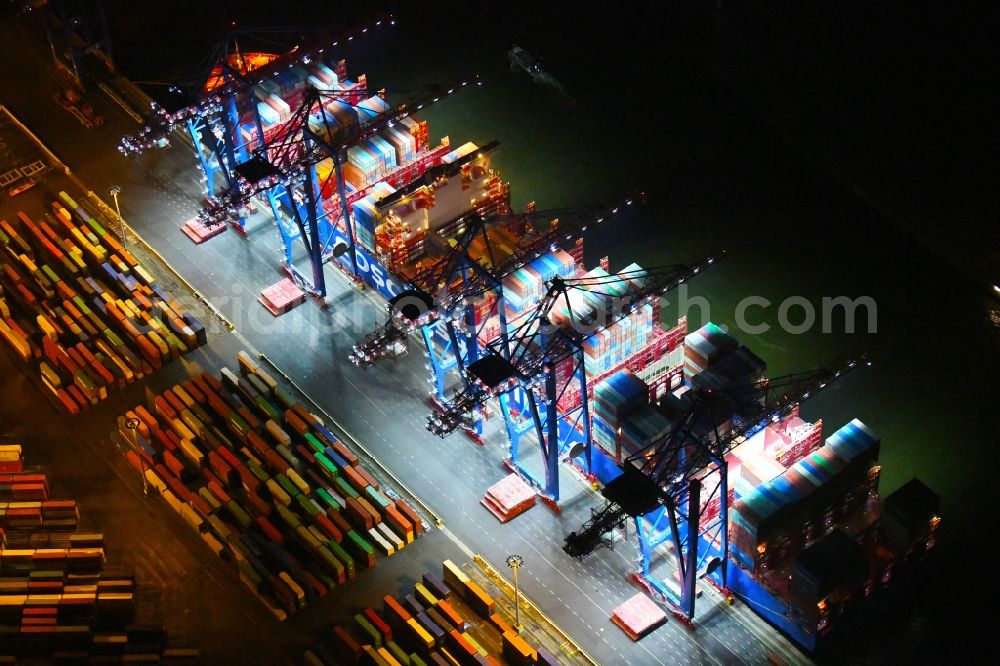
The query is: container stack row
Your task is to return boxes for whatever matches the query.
[352,182,398,255]
[689,344,766,397]
[115,352,425,620]
[0,444,198,663]
[683,322,738,381]
[245,59,366,145]
[0,194,206,414]
[590,370,650,462]
[500,250,576,319]
[730,419,881,577]
[306,560,557,666]
[551,265,657,379]
[0,444,22,473]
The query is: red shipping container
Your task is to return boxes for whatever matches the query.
[333,626,363,662]
[207,480,232,505]
[332,441,358,465]
[181,379,206,405]
[246,430,270,459]
[243,489,272,518]
[326,508,352,535]
[200,371,223,393]
[345,497,374,531]
[342,465,369,494]
[216,446,243,472]
[352,464,379,490]
[162,389,185,415]
[364,608,393,643]
[257,516,283,544]
[163,450,186,480]
[314,513,343,543]
[395,500,424,535]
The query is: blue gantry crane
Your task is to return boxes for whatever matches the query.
[190,79,480,297]
[348,198,640,424]
[562,353,869,619]
[425,254,720,501]
[119,16,392,224]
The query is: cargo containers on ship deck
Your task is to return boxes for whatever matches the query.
[730,419,880,577]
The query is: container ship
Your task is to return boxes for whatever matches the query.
[585,321,942,651]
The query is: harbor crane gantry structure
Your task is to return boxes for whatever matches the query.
[348,197,642,406]
[119,12,480,299]
[119,15,393,193]
[563,353,870,619]
[183,67,479,295]
[426,253,722,500]
[188,77,481,297]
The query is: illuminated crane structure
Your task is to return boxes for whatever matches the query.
[191,78,480,296]
[119,16,490,296]
[563,354,869,618]
[349,200,638,413]
[119,17,391,202]
[426,254,720,500]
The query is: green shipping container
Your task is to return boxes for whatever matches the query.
[254,395,281,423]
[334,477,360,500]
[273,385,296,410]
[387,642,411,666]
[274,501,302,530]
[354,613,382,649]
[315,487,341,511]
[225,500,253,530]
[274,473,299,499]
[327,540,356,579]
[314,453,339,481]
[246,458,271,484]
[346,530,375,568]
[227,412,250,442]
[303,432,325,455]
[296,494,321,518]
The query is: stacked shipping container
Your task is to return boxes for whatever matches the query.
[317,560,558,666]
[0,444,197,661]
[114,352,425,620]
[590,371,649,460]
[0,195,207,414]
[730,419,881,576]
[683,322,738,381]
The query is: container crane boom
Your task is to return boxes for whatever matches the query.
[348,197,642,368]
[426,253,722,436]
[118,15,393,155]
[562,352,870,616]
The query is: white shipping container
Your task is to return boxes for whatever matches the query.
[313,64,338,86]
[257,102,280,126]
[266,94,291,120]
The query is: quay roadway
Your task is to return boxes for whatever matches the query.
[0,14,807,666]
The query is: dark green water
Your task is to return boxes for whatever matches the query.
[108,2,994,657]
